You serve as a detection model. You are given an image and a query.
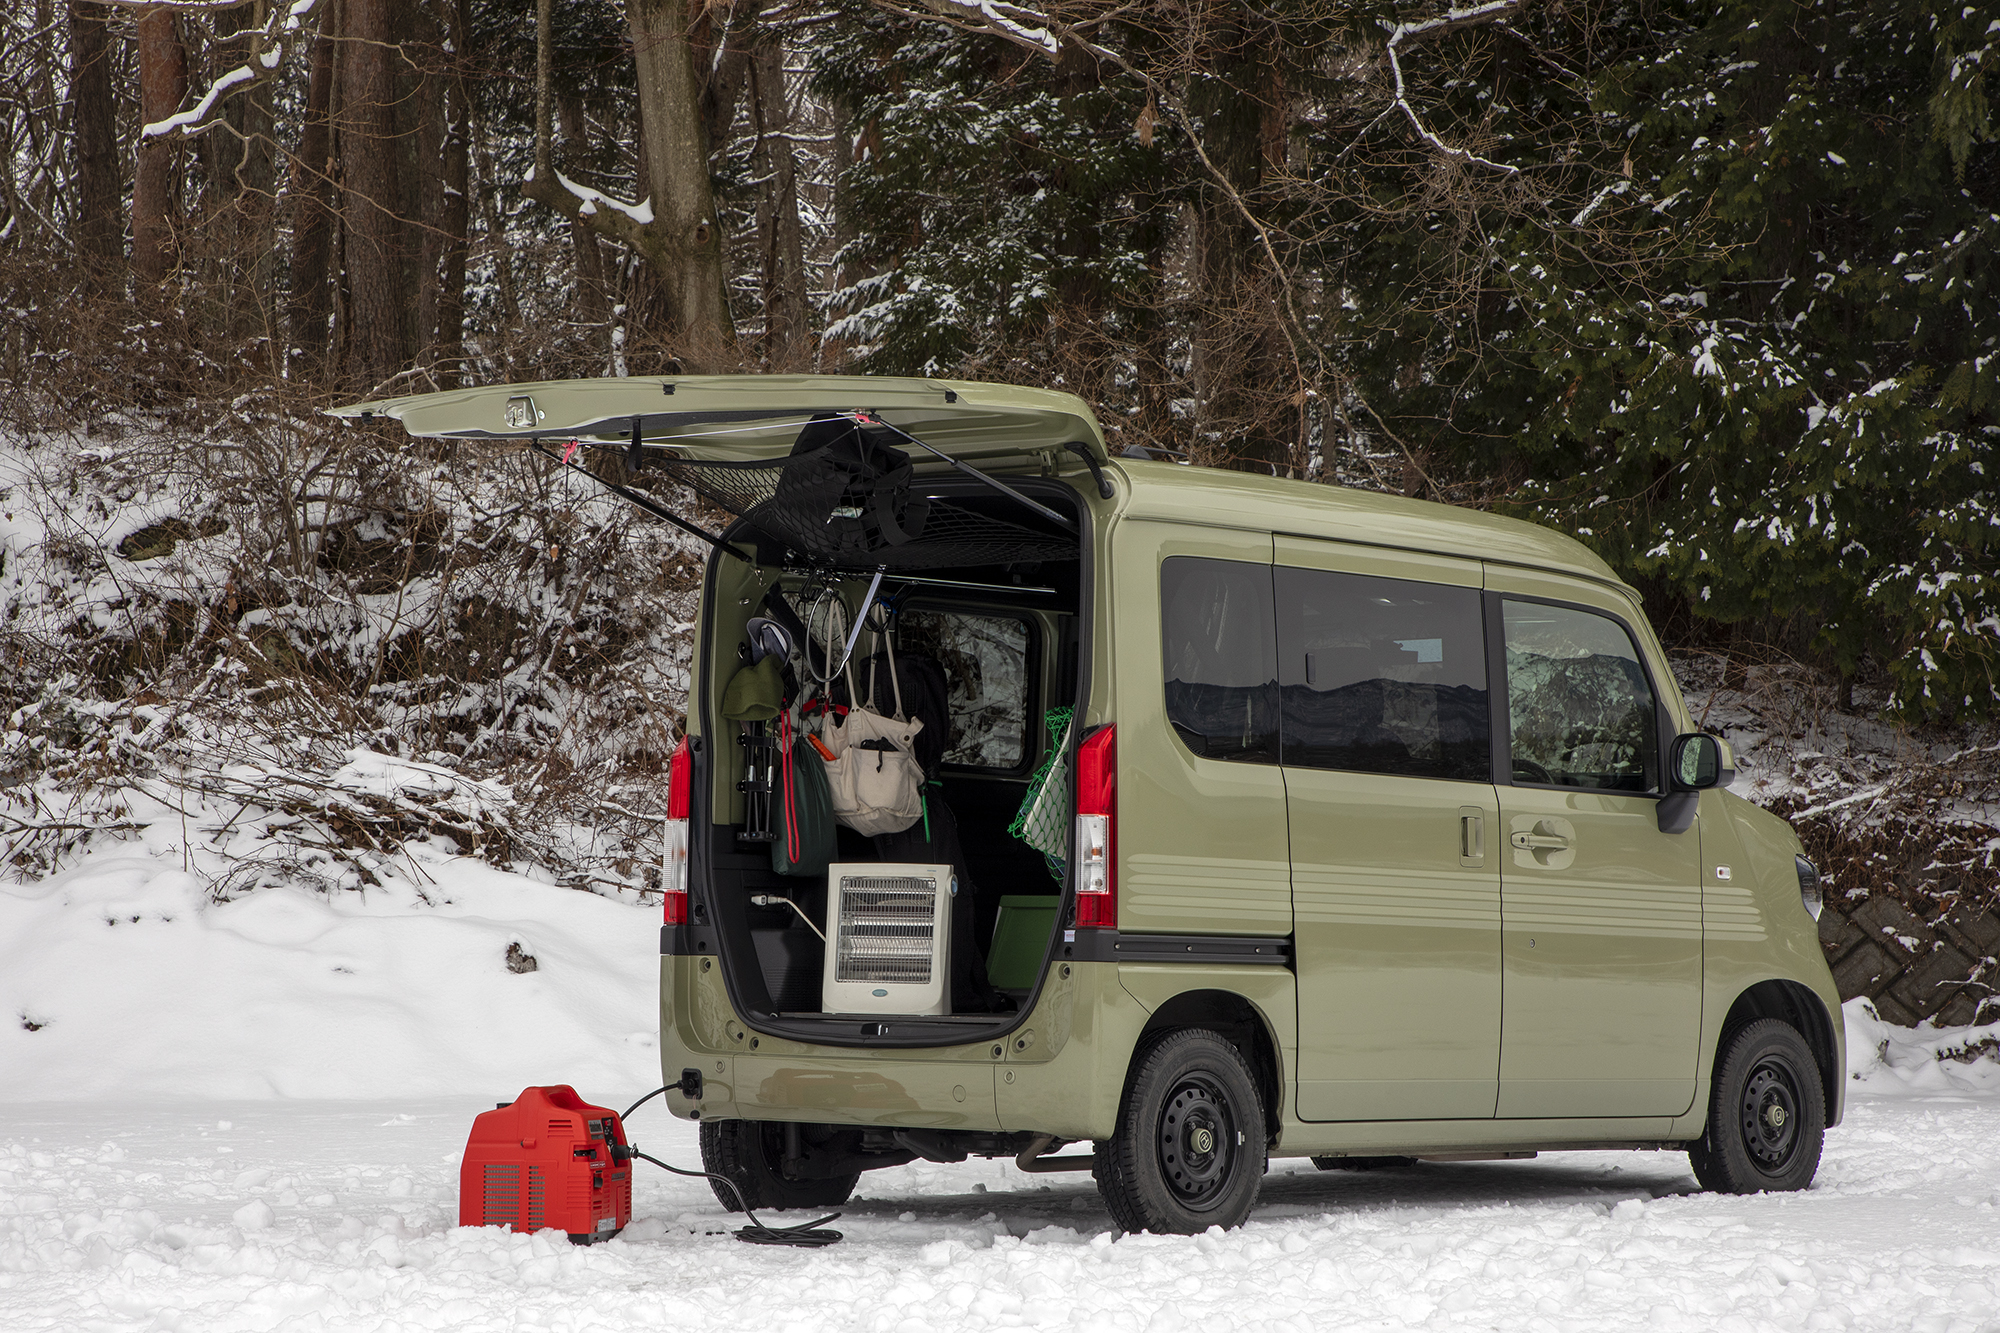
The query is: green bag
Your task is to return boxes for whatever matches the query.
[1008,707,1074,877]
[772,723,835,877]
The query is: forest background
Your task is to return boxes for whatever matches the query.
[0,0,1997,1022]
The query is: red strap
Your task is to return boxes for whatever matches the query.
[780,712,800,864]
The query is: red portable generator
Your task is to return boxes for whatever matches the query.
[459,1086,632,1243]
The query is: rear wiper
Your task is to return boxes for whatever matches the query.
[852,414,1079,536]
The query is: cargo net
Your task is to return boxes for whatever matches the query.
[654,447,1075,571]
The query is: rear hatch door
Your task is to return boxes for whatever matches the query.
[330,374,1107,473]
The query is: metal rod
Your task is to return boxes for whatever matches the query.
[530,440,749,561]
[842,568,884,665]
[883,572,1060,596]
[854,414,1079,535]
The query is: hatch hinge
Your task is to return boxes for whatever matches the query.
[1062,442,1114,499]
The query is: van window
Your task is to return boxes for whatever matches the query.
[898,609,1029,768]
[1501,600,1659,791]
[1275,567,1489,781]
[1160,557,1279,763]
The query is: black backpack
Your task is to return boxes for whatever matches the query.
[771,414,931,560]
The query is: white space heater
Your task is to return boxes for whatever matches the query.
[821,862,955,1015]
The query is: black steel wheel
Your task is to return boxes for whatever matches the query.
[1095,1029,1266,1234]
[1688,1018,1826,1194]
[699,1119,859,1212]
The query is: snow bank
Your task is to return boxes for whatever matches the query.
[0,845,661,1100]
[1845,996,2000,1095]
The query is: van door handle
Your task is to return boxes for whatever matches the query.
[1457,808,1484,865]
[1510,831,1570,850]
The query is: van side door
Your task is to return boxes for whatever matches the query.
[1277,538,1503,1121]
[1486,570,1703,1119]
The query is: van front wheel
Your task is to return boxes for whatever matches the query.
[698,1119,860,1212]
[1687,1018,1825,1194]
[1095,1029,1266,1234]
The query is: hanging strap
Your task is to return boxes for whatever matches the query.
[882,624,907,721]
[779,710,800,865]
[862,620,908,722]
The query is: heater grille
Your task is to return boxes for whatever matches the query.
[834,876,939,985]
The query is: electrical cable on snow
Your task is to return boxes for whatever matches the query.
[621,1087,843,1248]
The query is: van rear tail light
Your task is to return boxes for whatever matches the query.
[1074,725,1115,930]
[664,736,691,925]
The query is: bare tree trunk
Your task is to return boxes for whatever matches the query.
[341,0,418,387]
[68,0,121,284]
[519,0,735,368]
[415,0,447,367]
[132,6,187,286]
[559,93,612,353]
[431,0,473,378]
[225,7,278,347]
[469,104,520,329]
[1187,0,1296,476]
[287,11,338,368]
[750,30,805,368]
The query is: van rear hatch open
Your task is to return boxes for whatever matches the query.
[330,375,1108,473]
[331,376,1100,1048]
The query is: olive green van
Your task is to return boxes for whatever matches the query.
[339,375,1844,1234]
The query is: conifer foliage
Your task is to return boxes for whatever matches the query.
[0,0,1996,718]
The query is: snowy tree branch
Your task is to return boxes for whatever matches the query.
[1382,0,1524,174]
[139,0,323,143]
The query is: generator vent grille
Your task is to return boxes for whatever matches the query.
[834,876,939,985]
[481,1162,546,1230]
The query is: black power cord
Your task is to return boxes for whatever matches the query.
[620,1086,844,1248]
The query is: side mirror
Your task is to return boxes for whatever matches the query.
[1658,734,1734,834]
[1669,733,1734,791]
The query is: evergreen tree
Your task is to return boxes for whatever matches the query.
[811,3,1175,409]
[1347,0,2000,719]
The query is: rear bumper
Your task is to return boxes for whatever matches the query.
[658,956,1147,1141]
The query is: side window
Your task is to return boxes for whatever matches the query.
[1160,557,1279,763]
[898,609,1030,769]
[1274,566,1489,781]
[1502,600,1660,792]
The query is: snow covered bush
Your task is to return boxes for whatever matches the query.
[0,383,701,900]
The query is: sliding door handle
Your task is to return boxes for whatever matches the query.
[1457,807,1485,866]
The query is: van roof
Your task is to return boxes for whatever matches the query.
[1116,459,1624,587]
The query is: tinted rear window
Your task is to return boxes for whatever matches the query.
[1275,566,1490,781]
[1159,557,1279,763]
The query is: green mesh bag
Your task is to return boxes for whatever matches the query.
[1008,708,1074,877]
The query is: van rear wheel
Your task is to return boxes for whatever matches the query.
[1687,1018,1825,1194]
[1094,1029,1266,1234]
[698,1119,860,1212]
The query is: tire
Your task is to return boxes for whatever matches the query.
[698,1119,859,1212]
[1311,1156,1417,1172]
[1687,1018,1825,1194]
[1094,1029,1267,1234]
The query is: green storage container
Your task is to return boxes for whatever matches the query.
[986,895,1060,989]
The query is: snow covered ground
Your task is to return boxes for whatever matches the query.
[7,852,2000,1331]
[4,1079,2000,1333]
